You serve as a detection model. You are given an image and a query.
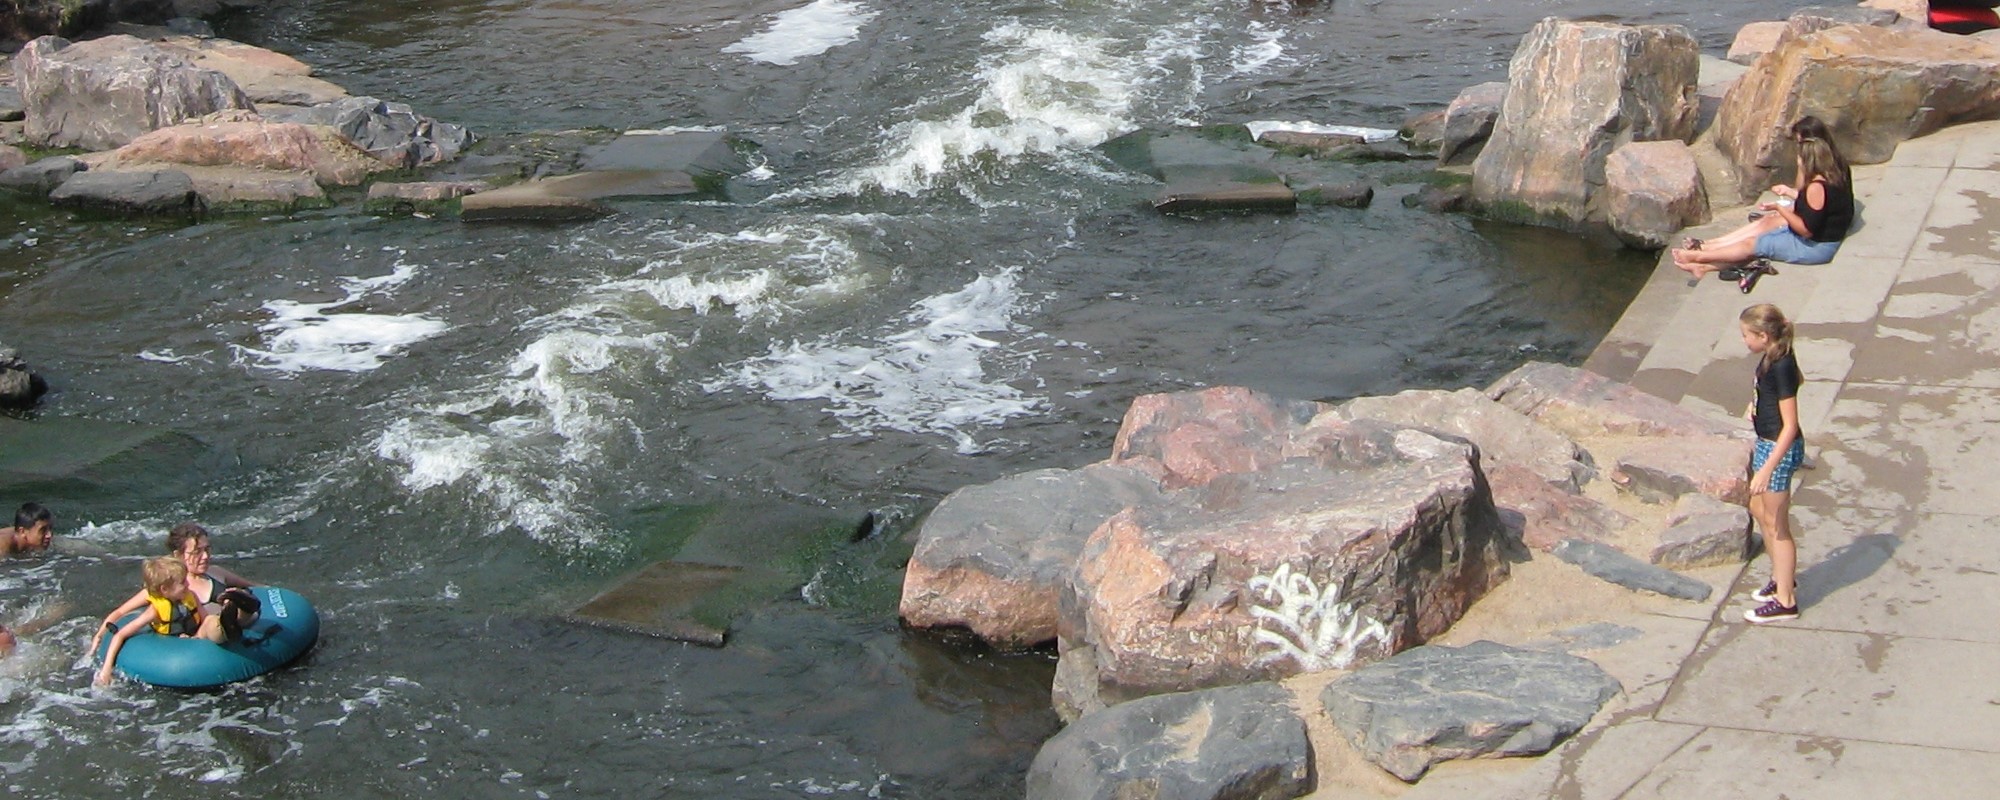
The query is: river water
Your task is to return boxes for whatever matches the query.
[1,0,1801,796]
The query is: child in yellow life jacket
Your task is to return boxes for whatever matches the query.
[93,557,227,686]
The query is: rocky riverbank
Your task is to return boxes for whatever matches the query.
[899,4,2000,797]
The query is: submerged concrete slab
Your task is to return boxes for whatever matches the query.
[564,501,870,646]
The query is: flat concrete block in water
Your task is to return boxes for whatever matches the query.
[565,501,871,646]
[0,416,208,500]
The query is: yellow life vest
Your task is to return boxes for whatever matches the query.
[147,592,200,636]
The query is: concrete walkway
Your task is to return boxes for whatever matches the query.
[1402,120,2000,798]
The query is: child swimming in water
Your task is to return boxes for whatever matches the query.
[93,557,227,686]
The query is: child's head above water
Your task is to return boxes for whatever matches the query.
[142,556,188,599]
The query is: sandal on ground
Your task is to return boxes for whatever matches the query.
[1680,237,1703,250]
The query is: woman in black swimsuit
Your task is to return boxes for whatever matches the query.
[86,522,256,656]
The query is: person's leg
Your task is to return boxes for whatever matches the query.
[1673,237,1759,277]
[1766,491,1798,608]
[196,614,227,643]
[1695,214,1786,250]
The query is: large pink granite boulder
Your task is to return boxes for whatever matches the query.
[1603,140,1709,250]
[1714,25,2000,201]
[1057,425,1510,712]
[1485,362,1744,441]
[1109,386,1326,490]
[1471,19,1699,229]
[1611,437,1753,506]
[93,112,390,185]
[1486,464,1632,552]
[899,463,1164,649]
[1340,387,1596,491]
[13,35,254,150]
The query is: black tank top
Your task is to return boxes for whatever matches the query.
[1795,178,1853,243]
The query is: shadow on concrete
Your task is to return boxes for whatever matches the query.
[1797,532,1899,609]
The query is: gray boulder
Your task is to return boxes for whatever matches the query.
[0,342,48,408]
[0,155,85,196]
[262,95,470,168]
[1487,464,1631,553]
[1438,82,1505,165]
[1603,140,1708,250]
[48,168,200,216]
[1321,640,1621,781]
[1471,19,1698,230]
[1028,683,1312,800]
[0,144,23,171]
[1552,538,1712,601]
[899,463,1164,649]
[1651,493,1754,568]
[13,35,254,150]
[1611,435,1752,505]
[1340,387,1596,492]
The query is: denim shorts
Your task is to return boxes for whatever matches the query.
[1755,228,1842,264]
[1752,437,1807,493]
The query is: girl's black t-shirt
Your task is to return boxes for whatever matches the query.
[1754,351,1804,441]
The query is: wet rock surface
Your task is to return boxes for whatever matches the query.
[1321,640,1621,782]
[1027,682,1312,800]
[48,167,198,215]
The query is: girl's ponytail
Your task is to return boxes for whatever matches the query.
[1741,303,1793,368]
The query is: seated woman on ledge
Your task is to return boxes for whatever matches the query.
[1673,116,1854,280]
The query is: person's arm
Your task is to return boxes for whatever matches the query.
[94,614,156,686]
[1752,395,1802,495]
[206,565,254,588]
[87,590,150,656]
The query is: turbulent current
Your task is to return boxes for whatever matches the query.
[0,0,1804,796]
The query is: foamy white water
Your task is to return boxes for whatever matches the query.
[1230,22,1287,75]
[724,0,878,65]
[237,262,448,373]
[856,24,1153,196]
[713,269,1041,454]
[372,221,873,542]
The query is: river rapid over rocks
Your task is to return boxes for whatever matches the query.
[0,0,1806,796]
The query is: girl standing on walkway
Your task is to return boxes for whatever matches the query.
[1674,117,1855,279]
[1741,303,1804,623]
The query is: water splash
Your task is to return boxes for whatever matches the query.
[724,0,880,66]
[712,268,1041,454]
[236,261,448,374]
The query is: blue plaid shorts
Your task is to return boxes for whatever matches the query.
[1752,438,1806,493]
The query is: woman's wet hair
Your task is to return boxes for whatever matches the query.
[1791,115,1850,188]
[166,521,212,555]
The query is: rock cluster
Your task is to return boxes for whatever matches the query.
[3,32,468,215]
[908,362,1757,790]
[1426,9,2000,248]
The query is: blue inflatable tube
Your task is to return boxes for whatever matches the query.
[95,586,320,688]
